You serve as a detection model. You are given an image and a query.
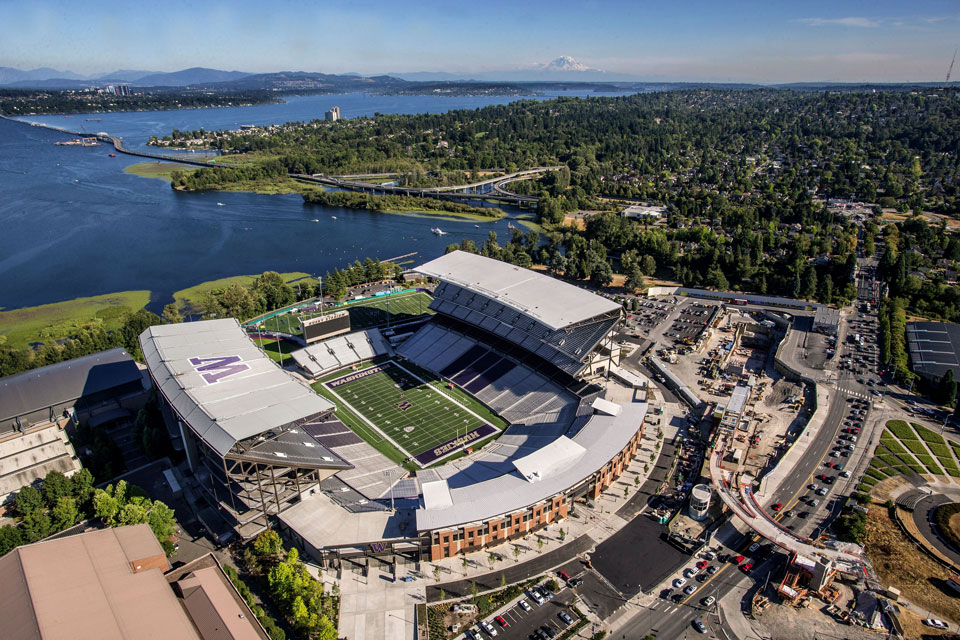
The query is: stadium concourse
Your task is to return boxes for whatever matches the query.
[140,251,651,570]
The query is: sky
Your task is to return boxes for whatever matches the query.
[1,0,959,82]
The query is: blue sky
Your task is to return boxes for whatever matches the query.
[2,0,958,82]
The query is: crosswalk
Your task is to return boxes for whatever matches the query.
[648,600,682,614]
[837,387,870,400]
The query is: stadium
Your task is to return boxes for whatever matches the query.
[140,250,648,567]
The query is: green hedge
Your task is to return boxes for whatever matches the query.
[949,468,960,478]
[860,476,878,486]
[929,442,952,458]
[894,451,922,468]
[877,454,902,468]
[857,483,874,494]
[912,423,946,445]
[938,455,959,470]
[916,455,945,475]
[904,440,931,456]
[865,468,887,481]
[887,420,918,440]
[881,436,908,454]
[222,564,286,640]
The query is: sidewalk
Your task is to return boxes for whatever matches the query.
[332,404,672,640]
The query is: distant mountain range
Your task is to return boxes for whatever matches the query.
[0,58,953,91]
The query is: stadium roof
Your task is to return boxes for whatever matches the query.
[140,319,335,457]
[415,251,621,331]
[906,321,960,380]
[415,401,648,531]
[0,348,142,424]
[512,436,586,482]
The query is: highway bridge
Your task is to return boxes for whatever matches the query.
[10,117,548,208]
[709,438,869,577]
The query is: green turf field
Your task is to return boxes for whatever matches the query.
[258,290,433,335]
[318,360,500,466]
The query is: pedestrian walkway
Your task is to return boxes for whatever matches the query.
[330,406,672,640]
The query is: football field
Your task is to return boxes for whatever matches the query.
[321,360,499,466]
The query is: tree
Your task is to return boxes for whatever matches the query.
[0,524,24,556]
[145,500,176,542]
[14,486,44,519]
[537,537,544,554]
[51,496,80,530]
[92,489,120,525]
[941,369,958,407]
[513,545,521,562]
[70,468,95,506]
[500,573,507,588]
[162,303,183,324]
[487,552,498,568]
[590,259,614,287]
[817,274,833,305]
[625,265,645,292]
[558,527,566,542]
[802,265,818,300]
[21,509,53,542]
[119,309,163,357]
[253,530,283,558]
[41,471,72,509]
[641,254,657,276]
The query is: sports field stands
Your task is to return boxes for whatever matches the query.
[300,416,406,500]
[291,328,392,378]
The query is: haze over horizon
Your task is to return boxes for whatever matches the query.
[1,0,959,83]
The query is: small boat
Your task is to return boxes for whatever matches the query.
[431,227,447,236]
[217,202,225,206]
[311,219,319,223]
[331,215,337,220]
[108,153,116,157]
[507,222,516,229]
[474,224,480,228]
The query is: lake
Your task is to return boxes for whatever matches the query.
[0,91,633,312]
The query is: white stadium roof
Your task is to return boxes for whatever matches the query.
[415,251,621,331]
[415,401,647,531]
[140,319,334,457]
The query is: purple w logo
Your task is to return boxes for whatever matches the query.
[189,355,250,384]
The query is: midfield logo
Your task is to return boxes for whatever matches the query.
[189,355,250,384]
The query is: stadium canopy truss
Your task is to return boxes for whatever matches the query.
[140,319,352,540]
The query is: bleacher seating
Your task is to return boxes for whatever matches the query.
[291,328,392,378]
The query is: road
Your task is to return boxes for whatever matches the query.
[615,262,887,637]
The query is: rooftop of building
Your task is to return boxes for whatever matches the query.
[415,251,621,331]
[0,347,143,425]
[139,319,337,458]
[414,400,648,531]
[813,306,841,327]
[0,524,201,640]
[906,321,960,380]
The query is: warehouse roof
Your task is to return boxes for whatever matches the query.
[139,319,335,457]
[906,321,960,380]
[415,251,621,331]
[0,348,142,424]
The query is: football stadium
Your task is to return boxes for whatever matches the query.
[140,250,649,567]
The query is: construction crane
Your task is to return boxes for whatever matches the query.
[947,48,958,85]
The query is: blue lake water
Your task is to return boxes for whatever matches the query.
[0,91,633,312]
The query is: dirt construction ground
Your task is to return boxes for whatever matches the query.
[864,507,960,624]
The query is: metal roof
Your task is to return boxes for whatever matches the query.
[139,319,334,457]
[906,321,960,380]
[415,401,647,531]
[512,436,586,482]
[415,251,622,331]
[0,348,142,423]
[813,306,841,329]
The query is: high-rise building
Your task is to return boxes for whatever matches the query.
[325,106,341,121]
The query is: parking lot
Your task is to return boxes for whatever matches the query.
[489,584,580,640]
[663,302,717,345]
[628,298,677,334]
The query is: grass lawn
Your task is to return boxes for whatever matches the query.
[253,337,299,364]
[904,440,931,456]
[123,161,194,181]
[886,420,918,440]
[912,423,947,445]
[257,291,434,336]
[173,272,316,316]
[315,360,504,467]
[0,290,150,349]
[213,177,325,195]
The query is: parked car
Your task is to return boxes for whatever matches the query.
[693,619,707,633]
[924,619,949,629]
[702,596,716,606]
[519,600,531,612]
[558,611,574,625]
[748,542,761,553]
[495,615,508,628]
[674,578,687,588]
[741,563,753,574]
[684,584,698,595]
[707,565,718,575]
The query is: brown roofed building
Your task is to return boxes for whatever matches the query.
[0,524,268,640]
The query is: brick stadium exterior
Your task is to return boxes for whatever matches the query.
[424,426,644,560]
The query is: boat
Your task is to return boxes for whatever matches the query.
[474,224,480,228]
[108,153,116,157]
[507,222,516,229]
[86,118,101,122]
[431,227,447,236]
[217,202,225,206]
[331,215,337,220]
[311,219,319,223]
